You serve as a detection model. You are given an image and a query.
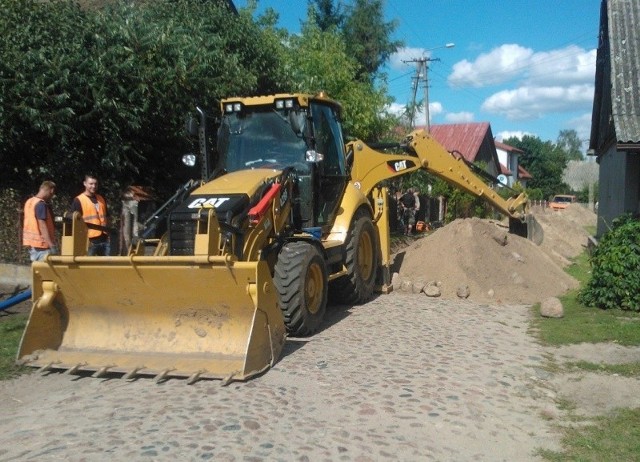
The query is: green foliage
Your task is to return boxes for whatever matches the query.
[556,129,584,161]
[283,19,395,140]
[579,215,640,311]
[0,314,28,380]
[535,251,640,346]
[308,0,345,31]
[540,408,640,461]
[1,0,284,199]
[341,0,403,82]
[525,187,544,201]
[504,134,570,199]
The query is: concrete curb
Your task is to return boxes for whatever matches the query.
[0,263,31,286]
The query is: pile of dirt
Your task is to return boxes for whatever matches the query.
[533,204,596,267]
[392,204,596,305]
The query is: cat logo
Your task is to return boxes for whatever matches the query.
[187,197,230,209]
[388,159,412,172]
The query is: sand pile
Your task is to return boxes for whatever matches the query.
[532,204,596,267]
[393,214,584,305]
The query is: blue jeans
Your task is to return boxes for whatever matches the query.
[88,238,111,256]
[29,247,54,262]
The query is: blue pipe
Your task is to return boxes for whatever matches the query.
[0,289,32,311]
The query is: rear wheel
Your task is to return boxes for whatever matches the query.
[329,212,378,305]
[274,241,328,336]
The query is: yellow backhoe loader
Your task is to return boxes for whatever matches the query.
[18,93,541,384]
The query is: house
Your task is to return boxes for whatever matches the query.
[428,122,502,177]
[494,140,533,188]
[590,0,640,237]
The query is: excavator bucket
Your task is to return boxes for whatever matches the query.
[18,255,286,384]
[509,214,544,245]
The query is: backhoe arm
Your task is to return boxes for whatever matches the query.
[348,129,528,221]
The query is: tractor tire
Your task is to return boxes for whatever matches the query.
[329,212,378,305]
[274,241,328,337]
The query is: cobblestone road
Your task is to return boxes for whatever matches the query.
[0,294,561,461]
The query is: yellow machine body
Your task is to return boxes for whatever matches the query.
[18,214,285,384]
[18,92,540,383]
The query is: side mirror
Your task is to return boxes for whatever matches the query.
[185,116,199,137]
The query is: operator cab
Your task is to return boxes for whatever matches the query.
[216,94,348,231]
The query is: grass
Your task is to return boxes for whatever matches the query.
[565,360,640,377]
[539,408,640,462]
[532,252,640,346]
[0,313,28,380]
[533,248,640,461]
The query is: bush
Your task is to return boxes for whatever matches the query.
[579,214,640,311]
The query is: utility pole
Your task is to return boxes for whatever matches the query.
[404,43,455,131]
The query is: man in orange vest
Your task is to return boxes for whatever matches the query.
[71,173,110,256]
[23,180,58,261]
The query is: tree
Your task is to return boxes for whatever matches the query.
[0,0,286,199]
[308,0,344,31]
[556,129,583,161]
[503,135,569,199]
[341,0,403,82]
[282,18,395,140]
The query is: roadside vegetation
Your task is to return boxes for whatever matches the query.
[533,223,640,461]
[0,314,28,380]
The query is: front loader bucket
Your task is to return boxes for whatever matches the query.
[509,214,544,245]
[18,256,286,383]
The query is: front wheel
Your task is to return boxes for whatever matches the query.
[329,213,378,305]
[274,241,328,336]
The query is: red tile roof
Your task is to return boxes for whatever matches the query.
[518,165,533,179]
[494,140,524,154]
[500,163,512,175]
[428,122,491,162]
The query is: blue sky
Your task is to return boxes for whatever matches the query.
[235,0,600,149]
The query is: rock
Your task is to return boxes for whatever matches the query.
[456,285,470,299]
[511,252,525,263]
[492,231,508,246]
[424,285,441,297]
[400,280,413,292]
[511,272,525,285]
[391,272,402,291]
[412,281,426,294]
[487,289,495,298]
[540,297,564,318]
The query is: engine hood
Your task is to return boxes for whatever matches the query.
[194,169,282,196]
[172,169,283,217]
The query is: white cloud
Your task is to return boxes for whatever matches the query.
[528,46,597,86]
[481,84,594,120]
[385,102,406,117]
[448,44,533,87]
[445,112,474,123]
[389,47,430,69]
[447,44,596,89]
[428,101,444,116]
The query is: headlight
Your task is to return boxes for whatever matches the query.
[305,150,324,162]
[182,153,197,167]
[276,99,294,110]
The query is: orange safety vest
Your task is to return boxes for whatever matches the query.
[76,193,108,239]
[23,197,55,248]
